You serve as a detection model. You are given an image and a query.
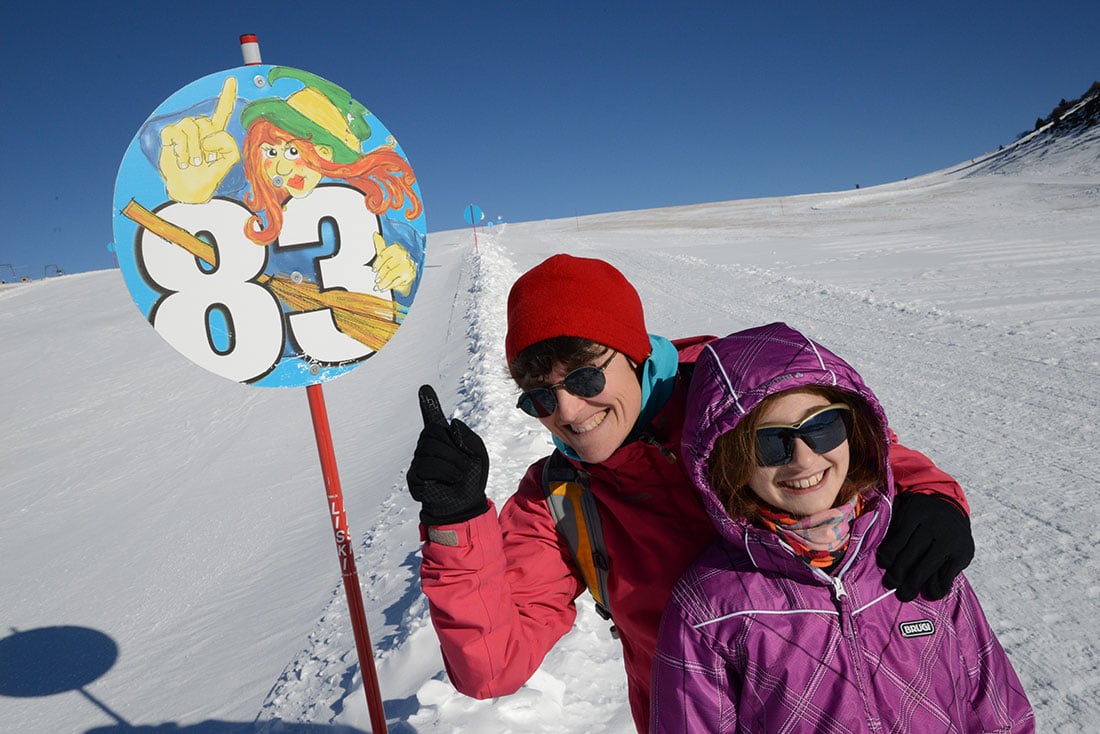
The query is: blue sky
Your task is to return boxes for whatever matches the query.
[3,1,1098,276]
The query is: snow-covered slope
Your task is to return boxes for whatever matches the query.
[3,110,1099,732]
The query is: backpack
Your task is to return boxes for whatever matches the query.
[539,335,716,636]
[541,450,614,631]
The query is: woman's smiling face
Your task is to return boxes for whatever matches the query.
[535,349,642,464]
[747,390,850,517]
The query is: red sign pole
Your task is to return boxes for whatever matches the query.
[306,383,388,734]
[240,34,388,733]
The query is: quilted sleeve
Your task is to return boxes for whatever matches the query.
[418,460,586,698]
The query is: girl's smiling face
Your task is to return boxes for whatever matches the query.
[259,140,329,197]
[747,391,850,517]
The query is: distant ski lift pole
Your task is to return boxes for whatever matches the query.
[464,203,484,254]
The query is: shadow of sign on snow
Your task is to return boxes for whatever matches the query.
[0,625,127,724]
[0,626,368,733]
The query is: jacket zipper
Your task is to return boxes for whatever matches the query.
[832,575,848,603]
[816,568,854,637]
[766,506,886,729]
[820,568,880,731]
[815,529,885,732]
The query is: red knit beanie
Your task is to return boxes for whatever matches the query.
[505,254,651,364]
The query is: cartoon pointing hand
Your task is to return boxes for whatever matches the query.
[158,75,242,204]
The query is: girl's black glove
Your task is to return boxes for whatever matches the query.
[877,493,975,602]
[406,385,490,526]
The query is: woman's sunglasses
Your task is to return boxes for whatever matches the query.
[755,403,852,467]
[516,350,619,418]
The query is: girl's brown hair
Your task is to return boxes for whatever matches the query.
[708,386,886,521]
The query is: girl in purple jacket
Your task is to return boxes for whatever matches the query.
[650,322,1033,733]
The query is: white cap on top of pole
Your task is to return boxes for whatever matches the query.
[240,34,262,65]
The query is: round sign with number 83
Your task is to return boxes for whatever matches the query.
[111,66,427,388]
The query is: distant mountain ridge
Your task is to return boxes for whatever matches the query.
[963,80,1100,177]
[1029,80,1100,137]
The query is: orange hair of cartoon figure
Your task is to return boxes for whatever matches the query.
[242,119,422,246]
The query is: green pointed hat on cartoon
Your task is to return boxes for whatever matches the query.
[240,67,373,164]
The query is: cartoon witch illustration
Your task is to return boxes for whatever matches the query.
[238,68,422,298]
[151,68,424,302]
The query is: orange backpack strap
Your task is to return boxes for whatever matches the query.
[542,450,615,632]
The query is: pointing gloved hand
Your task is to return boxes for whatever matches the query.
[877,493,975,602]
[406,385,490,526]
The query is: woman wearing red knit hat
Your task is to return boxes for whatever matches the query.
[406,254,975,733]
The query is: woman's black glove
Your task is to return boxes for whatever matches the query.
[406,385,490,526]
[877,493,975,601]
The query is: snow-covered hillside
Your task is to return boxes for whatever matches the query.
[2,105,1099,732]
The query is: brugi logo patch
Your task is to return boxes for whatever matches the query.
[899,619,936,638]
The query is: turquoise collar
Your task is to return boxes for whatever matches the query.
[553,334,678,461]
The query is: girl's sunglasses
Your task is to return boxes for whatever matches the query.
[516,350,619,418]
[755,403,852,467]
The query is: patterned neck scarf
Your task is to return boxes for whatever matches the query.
[757,495,864,569]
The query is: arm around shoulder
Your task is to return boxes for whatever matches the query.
[887,432,969,515]
[880,433,976,601]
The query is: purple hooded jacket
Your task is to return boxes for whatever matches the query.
[650,323,1033,733]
